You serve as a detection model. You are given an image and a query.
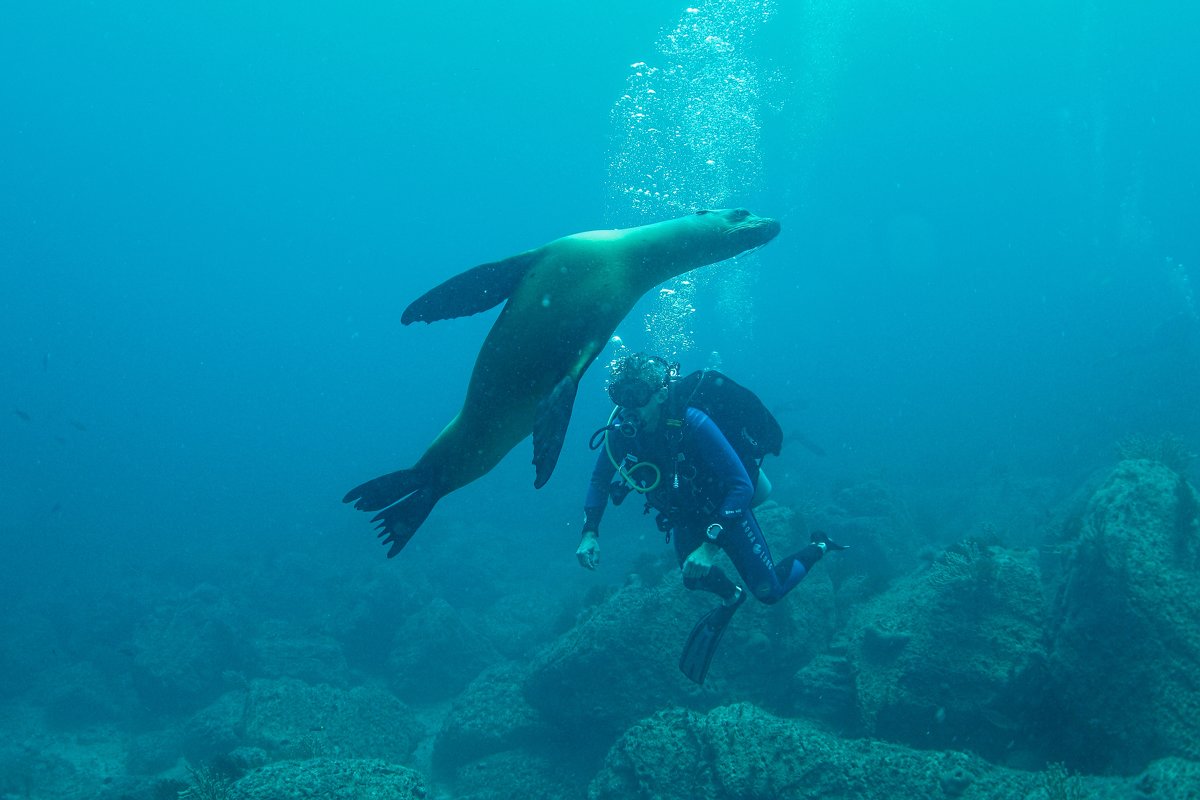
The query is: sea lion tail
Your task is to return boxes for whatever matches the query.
[343,468,439,558]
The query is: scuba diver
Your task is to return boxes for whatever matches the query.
[575,352,847,683]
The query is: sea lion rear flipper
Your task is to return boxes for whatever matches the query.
[343,467,439,557]
[344,468,422,511]
[532,374,578,489]
[369,488,438,558]
[402,251,540,325]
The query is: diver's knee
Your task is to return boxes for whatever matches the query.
[751,583,783,605]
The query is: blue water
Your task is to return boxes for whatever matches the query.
[1,0,1198,793]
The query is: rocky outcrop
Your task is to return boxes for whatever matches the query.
[524,564,835,747]
[387,598,501,703]
[843,539,1047,759]
[589,703,1033,800]
[230,758,427,800]
[184,678,424,764]
[1047,459,1200,773]
[589,703,1200,800]
[432,662,550,773]
[814,479,920,606]
[252,622,351,687]
[130,584,250,713]
[450,749,588,800]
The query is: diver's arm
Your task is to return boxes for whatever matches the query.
[577,448,616,569]
[687,408,755,520]
[583,446,617,533]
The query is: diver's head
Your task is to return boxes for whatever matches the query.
[606,354,673,427]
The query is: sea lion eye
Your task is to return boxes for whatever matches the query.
[695,209,711,216]
[732,209,750,221]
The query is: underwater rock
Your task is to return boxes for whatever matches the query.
[126,727,187,775]
[386,597,501,703]
[449,749,587,800]
[34,660,132,726]
[524,510,835,745]
[229,757,427,800]
[589,703,1200,800]
[1047,458,1200,773]
[185,678,424,764]
[432,661,550,774]
[252,622,351,687]
[786,652,857,732]
[588,703,1033,800]
[476,585,579,660]
[524,581,693,746]
[130,584,250,713]
[844,539,1046,758]
[182,689,246,763]
[817,479,920,599]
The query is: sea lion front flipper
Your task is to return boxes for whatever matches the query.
[402,250,541,325]
[532,374,579,489]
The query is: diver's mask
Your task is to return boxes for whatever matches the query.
[605,353,674,408]
[607,379,657,411]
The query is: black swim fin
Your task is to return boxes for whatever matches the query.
[532,374,578,489]
[401,250,540,325]
[343,467,439,558]
[679,590,746,685]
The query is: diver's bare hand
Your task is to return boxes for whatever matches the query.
[576,531,600,570]
[682,542,719,579]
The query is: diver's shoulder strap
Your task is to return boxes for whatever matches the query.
[664,370,708,445]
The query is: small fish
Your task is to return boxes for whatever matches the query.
[69,419,88,432]
[43,353,49,372]
[50,504,62,515]
[13,408,31,422]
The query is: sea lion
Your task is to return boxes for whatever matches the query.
[343,208,781,557]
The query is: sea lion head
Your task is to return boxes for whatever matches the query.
[686,207,781,262]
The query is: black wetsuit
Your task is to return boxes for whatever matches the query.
[583,407,823,603]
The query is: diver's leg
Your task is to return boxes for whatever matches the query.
[719,512,827,604]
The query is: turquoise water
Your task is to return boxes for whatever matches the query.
[2,1,1198,797]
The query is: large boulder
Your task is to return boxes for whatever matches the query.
[524,566,835,748]
[33,660,134,727]
[523,504,837,746]
[449,749,587,800]
[387,598,501,703]
[589,703,1200,800]
[1047,459,1200,773]
[523,580,691,747]
[843,539,1047,760]
[184,678,424,764]
[251,621,351,687]
[131,584,250,713]
[814,479,920,601]
[588,703,1033,800]
[230,758,427,800]
[432,662,551,773]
